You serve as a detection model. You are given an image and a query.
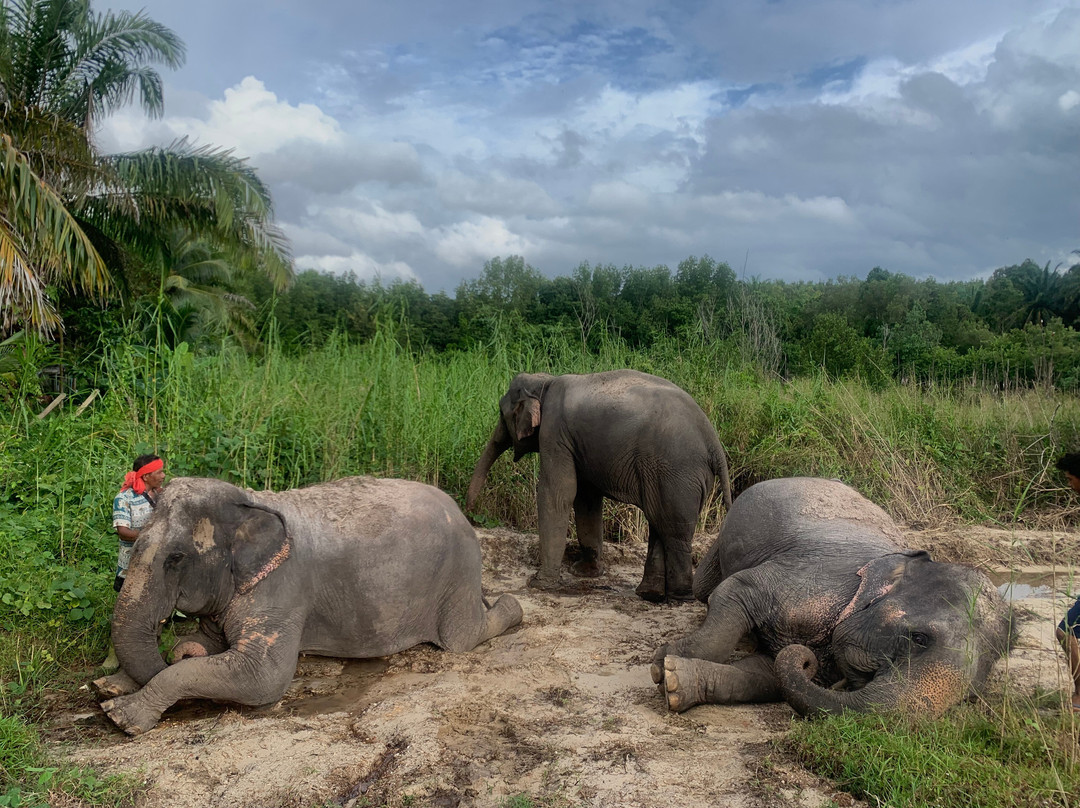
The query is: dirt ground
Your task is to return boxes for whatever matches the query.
[46,523,1080,808]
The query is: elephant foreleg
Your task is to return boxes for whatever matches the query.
[90,669,140,700]
[571,483,604,578]
[659,654,781,712]
[532,455,577,589]
[652,568,757,675]
[100,632,303,735]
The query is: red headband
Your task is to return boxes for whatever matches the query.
[121,458,164,495]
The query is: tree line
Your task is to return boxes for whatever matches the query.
[247,254,1080,390]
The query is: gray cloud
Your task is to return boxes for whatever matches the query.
[101,0,1080,291]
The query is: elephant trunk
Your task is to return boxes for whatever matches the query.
[775,645,963,719]
[466,419,512,512]
[110,564,171,686]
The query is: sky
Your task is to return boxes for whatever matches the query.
[100,0,1080,292]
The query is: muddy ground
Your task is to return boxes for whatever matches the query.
[46,523,1080,808]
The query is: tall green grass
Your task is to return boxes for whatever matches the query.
[0,714,137,807]
[4,326,1080,663]
[784,703,1079,808]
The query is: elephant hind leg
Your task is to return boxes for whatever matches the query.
[571,483,604,578]
[478,594,523,645]
[658,654,781,712]
[636,518,695,602]
[636,529,666,602]
[439,592,523,652]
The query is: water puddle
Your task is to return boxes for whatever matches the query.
[987,570,1076,602]
[287,658,389,717]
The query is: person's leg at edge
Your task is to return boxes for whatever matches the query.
[1057,597,1080,711]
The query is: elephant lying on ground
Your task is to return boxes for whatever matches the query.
[93,476,523,734]
[652,478,1013,717]
[467,370,732,602]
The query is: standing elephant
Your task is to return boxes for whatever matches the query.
[467,370,733,602]
[652,478,1013,717]
[94,476,523,735]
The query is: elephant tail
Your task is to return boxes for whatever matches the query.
[709,443,733,511]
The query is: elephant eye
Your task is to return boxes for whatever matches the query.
[166,552,186,565]
[910,632,930,648]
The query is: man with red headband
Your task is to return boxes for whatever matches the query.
[112,454,166,592]
[101,454,166,672]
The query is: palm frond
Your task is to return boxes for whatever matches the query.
[57,5,184,125]
[0,212,59,332]
[0,131,109,333]
[95,140,294,289]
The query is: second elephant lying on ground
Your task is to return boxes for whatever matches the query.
[94,476,523,734]
[652,477,1013,717]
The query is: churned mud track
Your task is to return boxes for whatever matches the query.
[46,525,1079,808]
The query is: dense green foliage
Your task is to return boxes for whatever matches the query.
[784,706,1079,808]
[241,254,1080,391]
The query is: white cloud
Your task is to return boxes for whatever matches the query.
[586,181,652,215]
[575,82,720,146]
[192,77,342,157]
[692,192,855,226]
[1059,89,1080,111]
[297,252,418,282]
[433,217,536,267]
[319,203,426,246]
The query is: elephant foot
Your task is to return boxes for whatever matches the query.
[100,693,163,736]
[655,656,709,713]
[479,594,524,644]
[635,580,665,603]
[666,589,695,604]
[570,558,604,578]
[91,670,141,700]
[527,572,564,591]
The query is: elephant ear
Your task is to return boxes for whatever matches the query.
[836,550,931,624]
[512,397,542,441]
[228,503,292,595]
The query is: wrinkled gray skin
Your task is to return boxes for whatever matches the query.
[467,370,733,602]
[94,477,523,735]
[652,478,1013,717]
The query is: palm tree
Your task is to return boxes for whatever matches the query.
[1015,259,1064,327]
[0,0,292,337]
[141,226,267,351]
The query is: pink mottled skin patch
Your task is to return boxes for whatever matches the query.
[191,518,214,555]
[879,603,907,621]
[236,631,281,658]
[787,595,837,645]
[899,662,966,717]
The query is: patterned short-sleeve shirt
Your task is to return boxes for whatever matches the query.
[113,489,156,577]
[113,489,156,532]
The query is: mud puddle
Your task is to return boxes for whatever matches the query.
[987,567,1078,601]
